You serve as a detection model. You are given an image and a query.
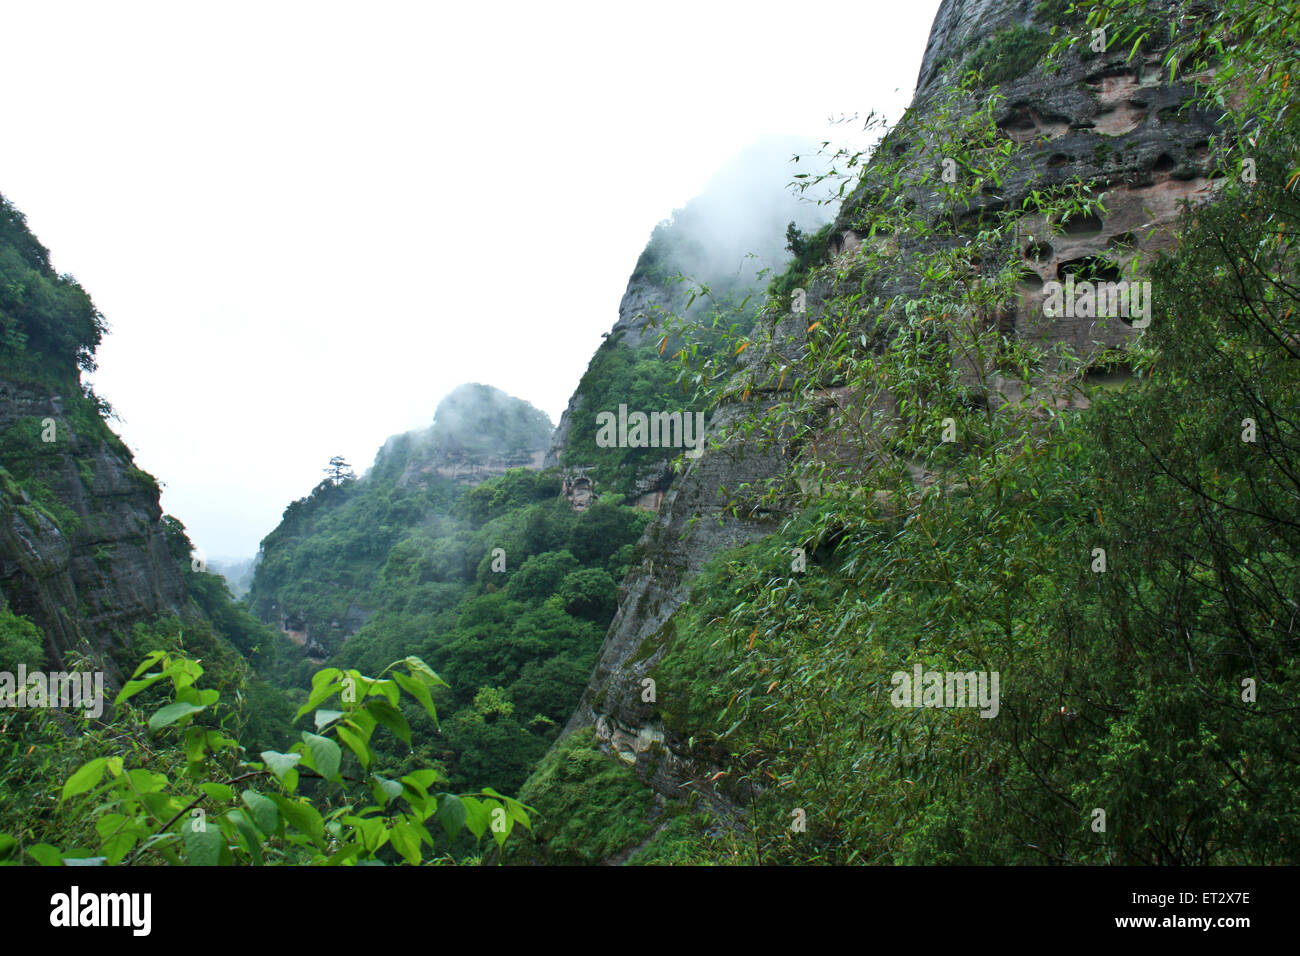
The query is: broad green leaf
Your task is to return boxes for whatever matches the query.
[198,782,234,803]
[148,701,205,731]
[369,679,400,708]
[241,790,280,837]
[314,709,344,731]
[346,709,377,737]
[140,791,180,821]
[365,698,411,744]
[436,793,467,839]
[324,844,363,866]
[301,732,342,782]
[269,795,324,845]
[372,775,403,803]
[460,796,489,839]
[488,801,513,849]
[27,843,63,866]
[392,671,438,725]
[403,769,440,790]
[161,657,203,691]
[128,649,168,680]
[182,727,208,766]
[115,672,166,706]
[294,668,343,722]
[183,820,222,866]
[404,656,449,689]
[127,769,169,793]
[343,814,389,854]
[336,725,371,770]
[504,796,533,832]
[94,813,127,841]
[228,809,264,866]
[260,750,302,781]
[207,732,240,755]
[100,828,138,866]
[61,758,107,802]
[389,820,422,865]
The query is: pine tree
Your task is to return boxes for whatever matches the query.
[324,455,355,486]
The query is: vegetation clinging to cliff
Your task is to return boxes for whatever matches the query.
[592,0,1300,864]
[0,194,105,376]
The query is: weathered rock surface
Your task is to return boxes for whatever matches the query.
[0,378,189,681]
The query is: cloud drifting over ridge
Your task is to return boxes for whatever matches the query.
[0,0,941,558]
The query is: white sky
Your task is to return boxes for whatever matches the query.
[0,0,941,560]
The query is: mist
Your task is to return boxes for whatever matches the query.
[629,134,838,304]
[0,2,939,565]
[368,383,554,486]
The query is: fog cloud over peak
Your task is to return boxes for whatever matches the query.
[631,134,837,299]
[369,383,554,481]
[0,0,938,562]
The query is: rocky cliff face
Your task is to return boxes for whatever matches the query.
[1,193,192,682]
[0,378,188,681]
[562,0,1224,808]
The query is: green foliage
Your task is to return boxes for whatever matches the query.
[627,29,1300,864]
[16,0,1295,869]
[0,467,80,537]
[504,728,655,865]
[965,26,1053,88]
[0,601,45,672]
[454,467,556,524]
[251,473,461,641]
[252,446,648,799]
[0,648,532,865]
[562,190,792,490]
[1033,0,1085,28]
[0,413,84,536]
[558,567,618,621]
[768,222,834,309]
[0,194,106,376]
[626,810,728,865]
[506,550,580,602]
[566,500,653,565]
[560,337,700,490]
